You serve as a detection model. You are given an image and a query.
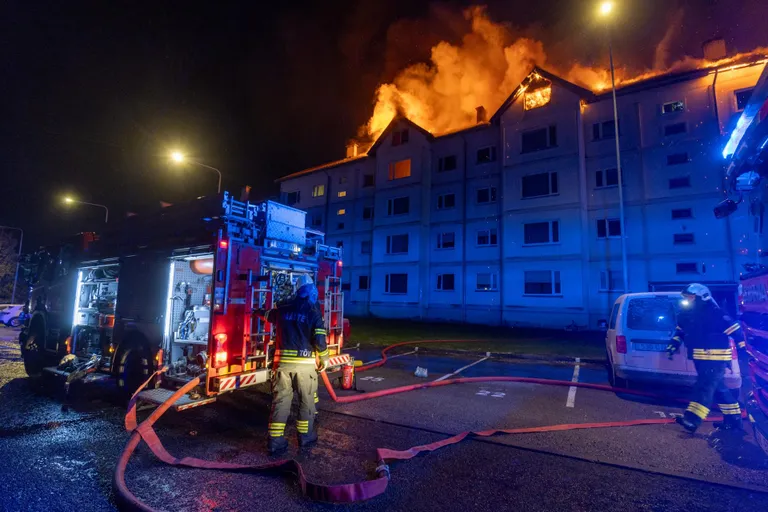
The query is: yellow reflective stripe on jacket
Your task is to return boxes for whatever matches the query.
[275,350,298,356]
[276,356,317,364]
[314,328,327,336]
[723,323,741,335]
[692,349,732,361]
[718,403,741,415]
[686,402,710,419]
[318,349,330,357]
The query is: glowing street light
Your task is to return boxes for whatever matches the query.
[63,196,109,223]
[598,1,614,17]
[168,150,222,194]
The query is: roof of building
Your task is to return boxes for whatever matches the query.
[366,116,434,154]
[275,154,369,182]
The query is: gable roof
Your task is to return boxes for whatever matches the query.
[366,115,434,155]
[275,154,368,183]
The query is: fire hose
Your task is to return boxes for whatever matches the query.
[113,340,733,510]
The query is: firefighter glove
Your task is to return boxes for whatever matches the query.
[317,357,330,373]
[666,338,681,359]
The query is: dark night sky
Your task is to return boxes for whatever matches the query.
[2,0,767,249]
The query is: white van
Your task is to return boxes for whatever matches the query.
[605,292,741,389]
[0,304,23,328]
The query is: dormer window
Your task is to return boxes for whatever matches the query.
[392,129,410,146]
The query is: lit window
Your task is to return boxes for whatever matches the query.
[337,191,347,198]
[476,273,498,291]
[662,101,685,114]
[312,184,325,197]
[388,159,412,180]
[337,208,346,215]
[524,86,552,110]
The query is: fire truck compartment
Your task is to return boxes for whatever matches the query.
[71,262,120,360]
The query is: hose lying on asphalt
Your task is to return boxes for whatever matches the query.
[113,339,727,510]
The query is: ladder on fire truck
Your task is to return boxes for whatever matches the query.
[324,276,344,354]
[249,274,275,366]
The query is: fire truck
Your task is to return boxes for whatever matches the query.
[19,192,352,410]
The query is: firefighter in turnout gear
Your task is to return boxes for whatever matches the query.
[254,275,330,455]
[667,284,747,433]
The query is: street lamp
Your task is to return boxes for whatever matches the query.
[597,0,629,294]
[0,225,23,304]
[63,196,109,223]
[169,150,222,194]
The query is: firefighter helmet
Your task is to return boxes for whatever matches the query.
[296,274,319,304]
[682,283,713,301]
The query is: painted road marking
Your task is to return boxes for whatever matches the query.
[365,349,418,365]
[433,357,489,382]
[476,388,506,398]
[359,376,385,382]
[566,357,581,408]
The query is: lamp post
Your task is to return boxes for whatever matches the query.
[64,196,109,223]
[170,151,222,194]
[0,225,23,304]
[598,1,629,294]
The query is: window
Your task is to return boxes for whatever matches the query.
[385,273,408,294]
[392,129,410,146]
[337,208,346,215]
[627,297,678,331]
[358,275,370,290]
[597,219,622,239]
[524,270,561,295]
[386,234,409,254]
[388,159,412,180]
[592,120,619,140]
[437,232,455,249]
[667,153,689,166]
[360,240,371,254]
[336,241,344,249]
[477,228,498,246]
[337,222,345,230]
[337,190,347,198]
[437,193,456,210]
[521,125,557,153]
[524,221,559,245]
[662,101,685,114]
[339,176,348,184]
[599,270,621,292]
[676,262,699,274]
[595,168,619,188]
[664,122,687,136]
[671,208,692,219]
[363,174,375,187]
[387,196,410,216]
[362,206,374,220]
[476,146,497,164]
[439,155,457,172]
[312,184,325,197]
[735,88,754,111]
[476,187,498,204]
[522,172,558,198]
[674,233,695,244]
[669,176,691,189]
[436,273,456,291]
[342,283,351,292]
[285,191,300,206]
[310,213,322,227]
[476,273,498,291]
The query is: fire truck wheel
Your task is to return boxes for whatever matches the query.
[21,331,45,379]
[116,346,151,397]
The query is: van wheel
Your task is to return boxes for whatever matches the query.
[117,347,151,398]
[21,332,45,379]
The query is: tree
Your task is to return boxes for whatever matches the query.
[0,231,21,303]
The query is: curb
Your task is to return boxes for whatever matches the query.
[357,344,606,365]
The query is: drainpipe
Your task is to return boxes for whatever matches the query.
[462,136,469,323]
[636,102,651,291]
[498,126,505,326]
[576,105,590,327]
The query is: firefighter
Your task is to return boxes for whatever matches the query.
[254,275,330,455]
[667,283,747,433]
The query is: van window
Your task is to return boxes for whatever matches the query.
[609,303,620,329]
[626,297,678,331]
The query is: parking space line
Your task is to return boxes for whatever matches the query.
[566,357,581,408]
[365,349,418,365]
[433,357,489,382]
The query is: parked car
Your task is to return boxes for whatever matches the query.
[0,304,24,328]
[605,292,741,390]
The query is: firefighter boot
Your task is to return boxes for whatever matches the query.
[268,436,288,455]
[298,430,318,447]
[713,417,744,432]
[676,415,698,433]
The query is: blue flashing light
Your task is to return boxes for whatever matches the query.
[760,136,768,151]
[722,111,756,159]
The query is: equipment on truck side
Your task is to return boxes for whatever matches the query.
[18,192,352,411]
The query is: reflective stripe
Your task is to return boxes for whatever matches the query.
[692,354,732,361]
[275,350,298,356]
[686,402,710,419]
[692,349,732,361]
[738,341,746,348]
[277,357,317,365]
[318,350,329,357]
[672,336,682,343]
[268,422,286,437]
[296,419,310,434]
[314,392,319,404]
[724,323,741,335]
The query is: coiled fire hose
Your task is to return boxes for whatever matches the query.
[114,340,732,510]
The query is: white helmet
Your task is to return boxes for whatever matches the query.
[682,283,714,302]
[295,274,314,289]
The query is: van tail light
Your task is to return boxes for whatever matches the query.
[616,335,627,354]
[729,337,737,360]
[213,333,228,368]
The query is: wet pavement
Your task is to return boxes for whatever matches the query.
[2,326,768,511]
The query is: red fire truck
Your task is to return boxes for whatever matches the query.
[20,192,352,410]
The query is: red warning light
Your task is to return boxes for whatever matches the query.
[337,260,343,268]
[219,239,229,249]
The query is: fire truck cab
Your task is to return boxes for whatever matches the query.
[21,192,351,410]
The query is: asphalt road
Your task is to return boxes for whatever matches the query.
[2,327,768,512]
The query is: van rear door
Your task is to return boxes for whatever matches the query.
[622,295,688,373]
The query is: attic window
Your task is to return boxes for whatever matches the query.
[524,86,552,110]
[392,129,410,146]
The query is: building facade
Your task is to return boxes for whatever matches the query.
[278,59,768,328]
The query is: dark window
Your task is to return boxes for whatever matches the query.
[664,122,687,136]
[524,221,559,245]
[285,191,300,206]
[476,273,498,291]
[360,240,371,254]
[676,262,699,274]
[669,176,691,189]
[662,101,685,114]
[592,120,619,140]
[524,270,561,295]
[736,89,754,111]
[387,196,410,216]
[339,176,348,184]
[439,155,458,172]
[337,222,345,230]
[385,273,408,294]
[671,208,692,219]
[310,213,322,227]
[358,275,370,290]
[477,229,498,246]
[596,168,619,188]
[437,193,456,210]
[437,274,455,291]
[674,233,695,244]
[437,232,455,249]
[392,129,410,146]
[522,172,558,198]
[363,174,375,187]
[667,153,689,166]
[476,147,497,164]
[476,187,497,204]
[597,219,622,239]
[336,241,344,248]
[341,282,351,292]
[522,126,557,153]
[599,270,620,291]
[386,234,409,254]
[362,206,374,220]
